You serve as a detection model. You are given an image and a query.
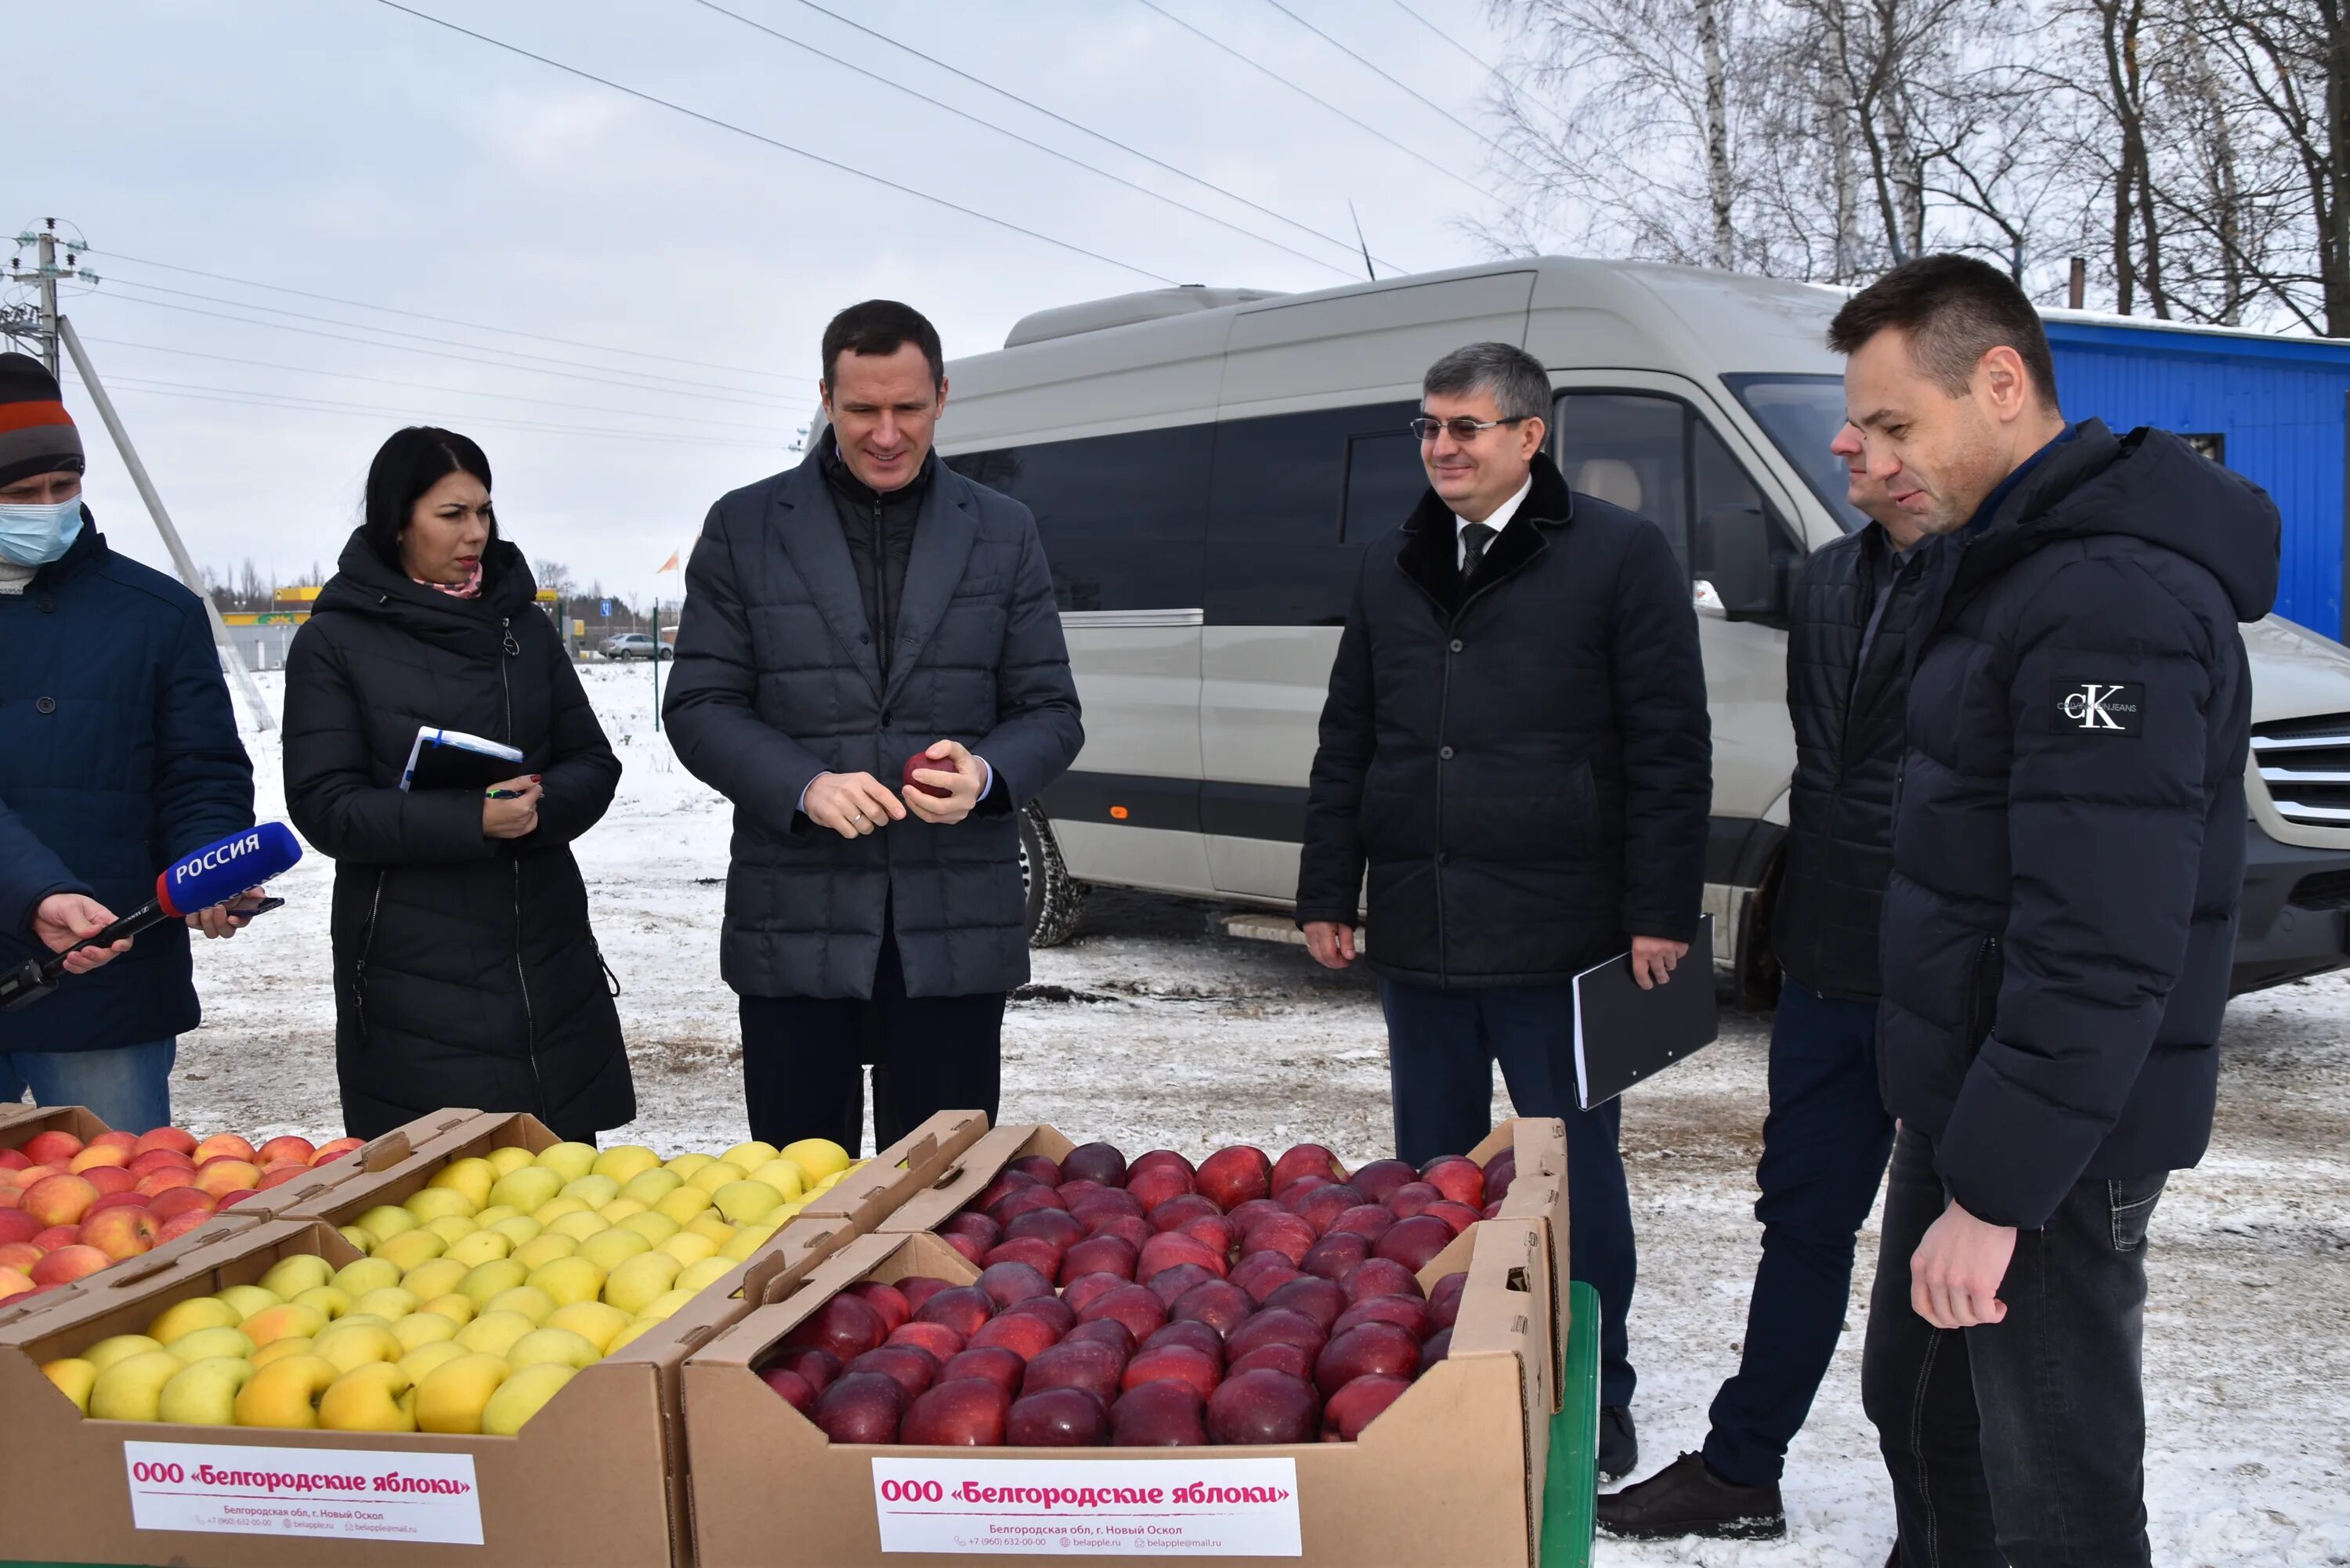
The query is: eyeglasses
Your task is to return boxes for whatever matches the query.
[1410,415,1528,443]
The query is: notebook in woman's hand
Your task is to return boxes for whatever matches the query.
[401,727,526,793]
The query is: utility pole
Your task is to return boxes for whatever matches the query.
[5,220,275,732]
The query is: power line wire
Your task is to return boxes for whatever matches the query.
[372,0,1175,285]
[100,276,807,403]
[1386,0,1510,81]
[1259,0,1549,186]
[1129,0,1495,205]
[688,0,1361,281]
[87,289,812,414]
[76,334,791,434]
[82,247,803,384]
[778,0,1412,275]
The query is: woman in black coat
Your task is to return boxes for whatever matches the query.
[284,427,632,1140]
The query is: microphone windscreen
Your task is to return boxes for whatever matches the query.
[154,823,305,917]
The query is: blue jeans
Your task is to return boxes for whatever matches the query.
[0,1039,178,1131]
[1379,977,1639,1407]
[1862,1128,2163,1567]
[1703,977,1896,1485]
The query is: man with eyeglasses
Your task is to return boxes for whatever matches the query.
[1297,340,1712,1483]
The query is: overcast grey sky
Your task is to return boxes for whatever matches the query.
[16,0,1524,601]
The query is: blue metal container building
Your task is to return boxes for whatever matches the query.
[2044,316,2350,638]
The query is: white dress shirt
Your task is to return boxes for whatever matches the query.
[1455,472,1535,569]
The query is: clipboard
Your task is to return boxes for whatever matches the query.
[1568,914,1719,1110]
[401,727,526,793]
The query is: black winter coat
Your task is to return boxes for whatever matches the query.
[1296,453,1712,985]
[1879,421,2278,1229]
[0,521,254,1053]
[1770,525,1929,1001]
[283,535,631,1141]
[663,439,1083,1000]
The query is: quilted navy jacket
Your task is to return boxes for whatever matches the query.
[1878,421,2279,1228]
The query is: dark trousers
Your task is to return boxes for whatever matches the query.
[1703,977,1896,1486]
[739,933,1004,1152]
[1862,1127,2164,1567]
[1379,977,1640,1407]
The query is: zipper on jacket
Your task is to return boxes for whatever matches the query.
[1964,934,2002,1054]
[352,869,387,1027]
[499,622,548,1123]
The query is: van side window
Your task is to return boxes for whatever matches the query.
[1341,428,1429,545]
[1553,394,1694,572]
[1207,399,1420,627]
[946,425,1211,612]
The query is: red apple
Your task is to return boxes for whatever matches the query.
[82,1190,150,1216]
[1121,1343,1220,1401]
[126,1148,194,1177]
[1423,1201,1482,1237]
[1057,1178,1104,1206]
[1128,1149,1195,1180]
[1178,1214,1238,1260]
[1226,1308,1329,1364]
[31,1244,110,1286]
[1292,1184,1365,1237]
[1125,1163,1193,1212]
[212,1188,261,1211]
[968,1312,1061,1362]
[1003,1295,1076,1336]
[886,1321,968,1364]
[79,1205,163,1261]
[89,1131,138,1154]
[942,1234,985,1265]
[1066,1317,1137,1358]
[902,750,955,800]
[1060,1234,1138,1283]
[974,1169,1039,1210]
[1143,1320,1224,1362]
[1270,1143,1340,1194]
[1170,1280,1254,1339]
[1068,1187,1145,1226]
[81,1166,137,1197]
[20,1173,98,1228]
[1086,1215,1153,1252]
[760,1367,816,1413]
[1314,1322,1420,1398]
[1231,1253,1303,1305]
[846,1281,913,1333]
[1020,1337,1126,1407]
[1004,1206,1084,1252]
[146,1187,215,1220]
[988,1186,1068,1227]
[0,1209,40,1246]
[256,1165,309,1190]
[1229,1342,1315,1381]
[1145,1194,1218,1233]
[155,1209,212,1243]
[896,1277,956,1316]
[1328,1204,1397,1244]
[134,1169,197,1198]
[1428,1272,1468,1328]
[255,1135,316,1168]
[0,1185,20,1209]
[193,1159,261,1198]
[913,1286,996,1342]
[1421,1327,1452,1367]
[1061,1272,1130,1317]
[940,1346,1026,1403]
[31,1226,78,1252]
[1386,1182,1443,1218]
[0,1148,29,1171]
[844,1345,939,1401]
[941,1211,1003,1251]
[311,1136,366,1165]
[770,1346,843,1396]
[1194,1146,1273,1212]
[1300,1232,1371,1281]
[812,1371,907,1443]
[1005,1386,1108,1447]
[981,1237,1065,1281]
[1009,1154,1064,1187]
[1144,1263,1217,1310]
[1340,1257,1423,1305]
[1482,1147,1517,1201]
[1075,1282,1166,1343]
[788,1292,890,1362]
[1137,1231,1225,1284]
[1112,1379,1208,1446]
[1240,1212,1317,1266]
[191,1133,256,1165]
[1332,1295,1434,1342]
[1347,1159,1418,1205]
[1372,1215,1455,1273]
[902,1377,1009,1446]
[1419,1155,1486,1210]
[1322,1374,1412,1440]
[1061,1142,1128,1188]
[1260,1277,1346,1331]
[1207,1369,1320,1444]
[132,1126,197,1158]
[66,1145,129,1174]
[21,1131,83,1167]
[0,1264,32,1300]
[0,1241,43,1274]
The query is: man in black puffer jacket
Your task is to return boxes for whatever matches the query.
[1836,256,2277,1568]
[1602,467,1931,1541]
[1297,340,1712,1482]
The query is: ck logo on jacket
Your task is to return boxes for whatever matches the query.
[2054,681,2145,735]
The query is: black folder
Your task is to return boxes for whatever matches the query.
[1568,914,1719,1110]
[400,727,526,793]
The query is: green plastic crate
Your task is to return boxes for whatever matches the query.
[1541,1281,1603,1568]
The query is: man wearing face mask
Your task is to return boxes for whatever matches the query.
[663,301,1082,1153]
[0,352,258,1129]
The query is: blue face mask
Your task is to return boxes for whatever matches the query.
[0,497,85,567]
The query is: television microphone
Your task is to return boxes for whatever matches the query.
[0,822,304,1011]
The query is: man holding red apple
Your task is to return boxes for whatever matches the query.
[665,301,1082,1154]
[1297,341,1712,1484]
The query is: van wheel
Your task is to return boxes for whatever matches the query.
[1019,805,1088,948]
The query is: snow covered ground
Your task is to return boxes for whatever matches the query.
[160,667,2350,1566]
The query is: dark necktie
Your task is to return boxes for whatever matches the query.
[1460,521,1497,577]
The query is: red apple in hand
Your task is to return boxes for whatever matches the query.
[903,750,955,799]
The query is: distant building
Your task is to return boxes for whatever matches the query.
[2044,315,2350,639]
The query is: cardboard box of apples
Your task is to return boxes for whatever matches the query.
[0,1104,367,1321]
[682,1125,1571,1567]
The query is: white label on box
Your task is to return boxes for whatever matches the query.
[872,1456,1301,1556]
[122,1441,484,1545]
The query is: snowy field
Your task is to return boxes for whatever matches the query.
[155,666,2350,1566]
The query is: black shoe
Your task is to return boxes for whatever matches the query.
[1596,1404,1638,1483]
[1594,1451,1787,1541]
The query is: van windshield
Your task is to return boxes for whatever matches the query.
[1722,374,1868,533]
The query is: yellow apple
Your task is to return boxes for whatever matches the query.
[423,1214,479,1247]
[488,1215,543,1248]
[472,1204,521,1228]
[675,1255,735,1294]
[577,1228,652,1273]
[530,1194,591,1225]
[236,1353,338,1429]
[746,1158,808,1202]
[545,1300,631,1353]
[168,1326,256,1364]
[720,1223,778,1263]
[349,1286,421,1321]
[602,1252,684,1316]
[653,1186,713,1225]
[398,1340,468,1386]
[559,1173,620,1209]
[374,1228,449,1273]
[400,1258,468,1302]
[320,1361,416,1433]
[483,1144,537,1179]
[454,1310,537,1358]
[146,1295,241,1346]
[289,1285,353,1322]
[632,1287,700,1324]
[721,1140,780,1172]
[157,1357,254,1425]
[779,1139,851,1183]
[260,1255,334,1299]
[596,1197,650,1223]
[414,1353,511,1434]
[615,1211,681,1246]
[313,1321,403,1374]
[392,1311,459,1353]
[663,1151,716,1181]
[685,1161,750,1197]
[457,1259,528,1308]
[487,1166,562,1214]
[485,1285,558,1325]
[658,1231,720,1269]
[548,1211,607,1243]
[403,1187,475,1223]
[604,1320,656,1353]
[353,1205,418,1244]
[687,1212,738,1245]
[619,1168,683,1205]
[91,1349,188,1422]
[710,1180,783,1225]
[533,1142,598,1182]
[512,1234,580,1273]
[505,1326,599,1371]
[249,1335,316,1370]
[338,1224,376,1252]
[84,1334,168,1373]
[440,1230,511,1271]
[482,1361,574,1436]
[331,1257,403,1298]
[591,1144,660,1183]
[215,1284,280,1321]
[526,1256,606,1309]
[41,1357,99,1413]
[419,1292,477,1326]
[428,1156,497,1209]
